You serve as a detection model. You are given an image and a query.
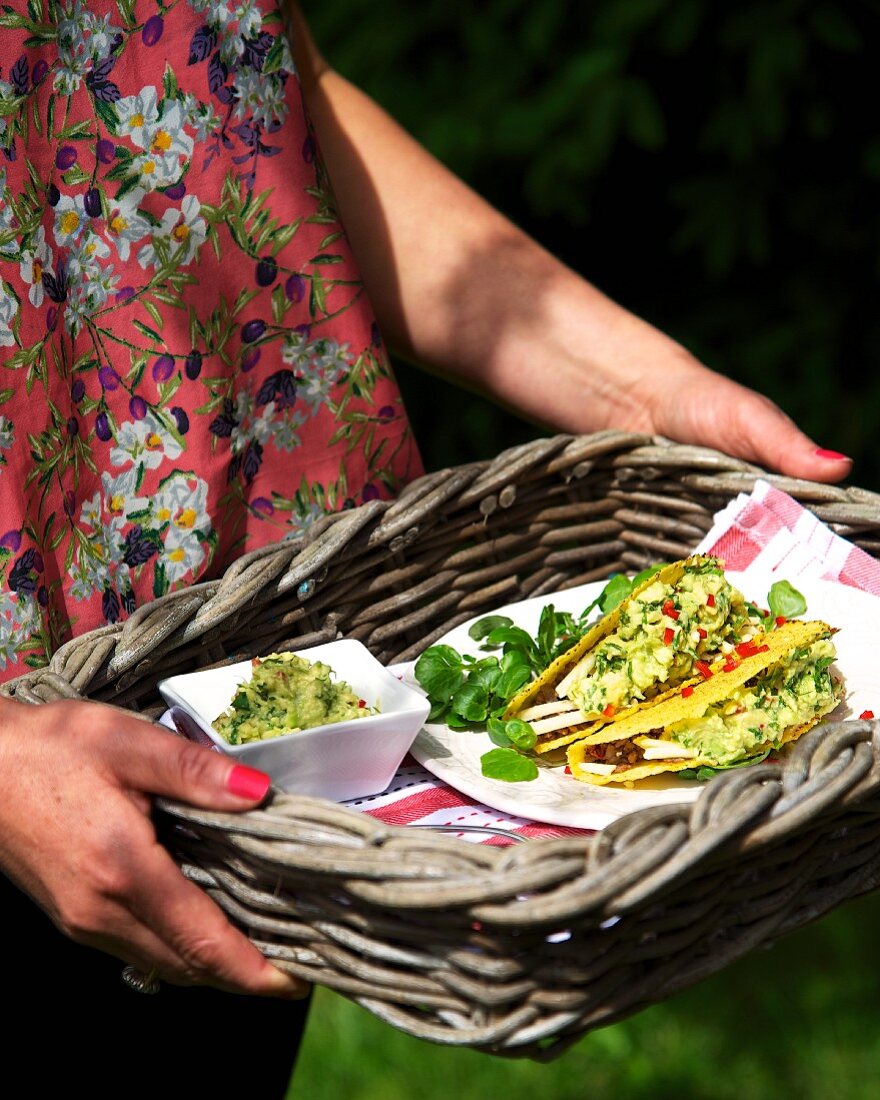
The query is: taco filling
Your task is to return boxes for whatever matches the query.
[557,563,751,715]
[568,623,842,784]
[510,557,759,752]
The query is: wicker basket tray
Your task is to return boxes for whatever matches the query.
[6,430,880,1059]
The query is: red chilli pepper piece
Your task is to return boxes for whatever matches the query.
[860,710,875,720]
[602,704,616,718]
[723,658,739,673]
[735,641,760,658]
[706,593,716,608]
[775,616,787,627]
[564,765,572,775]
[682,685,695,699]
[358,699,366,708]
[663,599,680,620]
[697,627,707,639]
[663,626,675,646]
[756,644,770,654]
[695,660,713,679]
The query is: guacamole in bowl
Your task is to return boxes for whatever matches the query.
[212,652,375,745]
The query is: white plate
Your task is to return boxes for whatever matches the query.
[408,574,880,830]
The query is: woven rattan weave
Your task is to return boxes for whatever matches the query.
[5,430,880,1058]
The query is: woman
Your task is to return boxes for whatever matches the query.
[0,1,850,1094]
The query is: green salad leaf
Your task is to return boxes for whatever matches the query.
[480,747,539,782]
[768,579,808,619]
[678,747,775,782]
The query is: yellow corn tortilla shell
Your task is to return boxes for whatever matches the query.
[567,752,714,786]
[566,619,838,786]
[579,619,832,746]
[502,555,724,752]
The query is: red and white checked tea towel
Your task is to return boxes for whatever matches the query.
[693,479,880,595]
[345,479,880,843]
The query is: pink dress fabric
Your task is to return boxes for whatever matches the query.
[0,0,424,679]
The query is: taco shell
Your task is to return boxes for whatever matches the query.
[504,555,748,753]
[567,619,840,786]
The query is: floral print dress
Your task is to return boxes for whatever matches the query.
[0,0,423,679]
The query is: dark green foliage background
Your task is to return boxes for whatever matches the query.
[306,0,880,489]
[292,5,880,1096]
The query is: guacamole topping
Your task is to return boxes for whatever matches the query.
[659,637,840,766]
[213,652,373,745]
[558,560,754,718]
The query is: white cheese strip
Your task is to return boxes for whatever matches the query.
[530,711,595,736]
[555,655,592,698]
[575,762,616,775]
[518,700,581,721]
[636,738,697,760]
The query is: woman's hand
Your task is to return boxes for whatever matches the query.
[0,696,308,997]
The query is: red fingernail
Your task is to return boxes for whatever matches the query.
[815,448,850,461]
[227,764,271,801]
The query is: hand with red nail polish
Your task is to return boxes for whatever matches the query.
[479,280,855,484]
[0,695,309,999]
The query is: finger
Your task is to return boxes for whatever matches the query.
[95,713,275,812]
[77,906,309,998]
[709,386,852,484]
[124,836,308,998]
[658,369,853,485]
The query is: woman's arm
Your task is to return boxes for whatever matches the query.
[287,5,851,483]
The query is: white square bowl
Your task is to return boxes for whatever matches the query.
[157,639,430,802]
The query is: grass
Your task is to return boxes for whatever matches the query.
[288,889,880,1099]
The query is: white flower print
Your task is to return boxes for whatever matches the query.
[153,472,209,534]
[137,195,207,270]
[111,415,184,470]
[250,401,277,446]
[281,328,310,369]
[0,280,18,347]
[234,67,288,128]
[235,0,262,38]
[0,589,39,670]
[160,525,206,584]
[131,150,182,191]
[282,335,352,415]
[86,12,116,60]
[100,468,150,524]
[183,93,222,141]
[103,192,150,262]
[270,411,307,453]
[145,101,194,160]
[0,414,14,459]
[116,86,160,148]
[72,488,130,601]
[153,473,211,584]
[66,230,112,280]
[219,30,245,68]
[197,0,235,31]
[52,193,88,247]
[19,226,53,307]
[229,388,256,456]
[60,232,117,335]
[54,1,119,95]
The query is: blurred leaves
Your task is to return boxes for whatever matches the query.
[304,0,880,488]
